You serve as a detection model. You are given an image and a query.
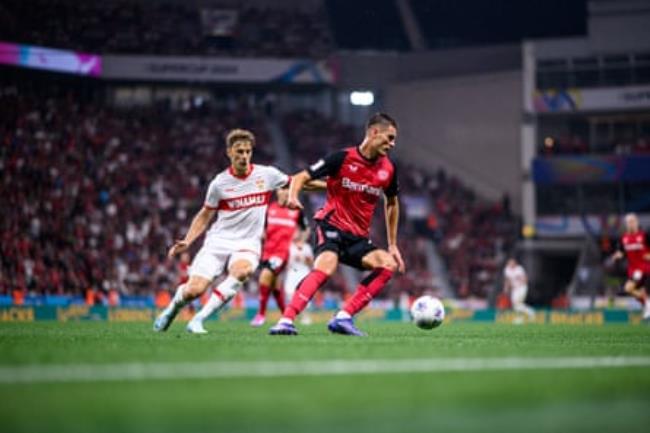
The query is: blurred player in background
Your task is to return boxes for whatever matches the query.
[609,213,650,320]
[154,129,303,334]
[285,231,315,325]
[269,113,405,337]
[249,186,308,327]
[503,258,535,321]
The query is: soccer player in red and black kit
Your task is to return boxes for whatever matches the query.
[250,186,308,327]
[609,213,650,320]
[269,113,405,336]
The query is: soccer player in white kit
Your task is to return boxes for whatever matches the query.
[503,258,535,321]
[154,129,292,333]
[284,233,315,324]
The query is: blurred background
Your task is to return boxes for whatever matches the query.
[1,0,649,319]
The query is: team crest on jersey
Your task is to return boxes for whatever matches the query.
[255,178,266,190]
[349,165,359,172]
[377,169,389,181]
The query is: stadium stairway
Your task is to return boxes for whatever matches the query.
[265,115,293,172]
[424,239,454,298]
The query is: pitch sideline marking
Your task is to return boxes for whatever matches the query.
[0,357,649,384]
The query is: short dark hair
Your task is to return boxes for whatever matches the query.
[366,112,398,130]
[226,128,256,148]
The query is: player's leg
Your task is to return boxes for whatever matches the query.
[153,275,211,332]
[623,274,649,319]
[251,266,276,327]
[154,245,222,332]
[270,273,287,318]
[187,251,257,333]
[328,248,396,336]
[269,251,338,335]
[511,286,535,320]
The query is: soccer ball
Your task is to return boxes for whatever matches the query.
[410,295,445,329]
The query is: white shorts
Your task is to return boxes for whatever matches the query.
[189,237,260,281]
[511,285,528,305]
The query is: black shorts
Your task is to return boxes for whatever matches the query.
[628,269,649,289]
[260,256,287,275]
[313,219,377,270]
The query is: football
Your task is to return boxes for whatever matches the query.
[410,295,445,329]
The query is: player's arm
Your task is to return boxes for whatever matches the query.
[289,150,346,209]
[384,165,404,273]
[385,194,405,273]
[287,170,311,210]
[608,238,624,264]
[168,206,215,258]
[303,179,327,191]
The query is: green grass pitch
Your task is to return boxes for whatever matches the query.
[1,321,649,433]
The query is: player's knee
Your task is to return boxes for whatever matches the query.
[624,281,636,294]
[373,251,397,272]
[230,263,254,282]
[184,280,207,299]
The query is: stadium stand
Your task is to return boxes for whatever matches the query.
[325,0,410,51]
[0,84,274,302]
[0,0,334,58]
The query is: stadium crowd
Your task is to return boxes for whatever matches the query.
[0,0,333,58]
[0,85,273,303]
[1,86,517,305]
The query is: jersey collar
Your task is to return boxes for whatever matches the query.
[356,146,380,163]
[229,164,254,180]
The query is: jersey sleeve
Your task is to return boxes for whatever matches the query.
[204,178,220,209]
[307,150,347,179]
[385,163,399,197]
[267,166,290,190]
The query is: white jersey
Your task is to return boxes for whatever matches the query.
[203,164,289,244]
[285,242,314,296]
[504,264,527,290]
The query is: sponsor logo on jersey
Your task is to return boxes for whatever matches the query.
[624,243,645,251]
[219,192,270,211]
[341,177,382,196]
[267,217,297,227]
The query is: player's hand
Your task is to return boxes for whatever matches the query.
[611,251,624,261]
[286,196,303,210]
[389,244,405,274]
[168,239,190,258]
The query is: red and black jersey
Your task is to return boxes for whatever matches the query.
[621,230,650,276]
[307,146,399,237]
[261,201,307,261]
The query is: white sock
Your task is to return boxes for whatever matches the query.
[335,310,351,320]
[164,284,188,315]
[191,276,242,323]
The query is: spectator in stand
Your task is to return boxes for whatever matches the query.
[0,0,333,58]
[0,85,275,302]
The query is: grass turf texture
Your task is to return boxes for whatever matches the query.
[1,321,649,433]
